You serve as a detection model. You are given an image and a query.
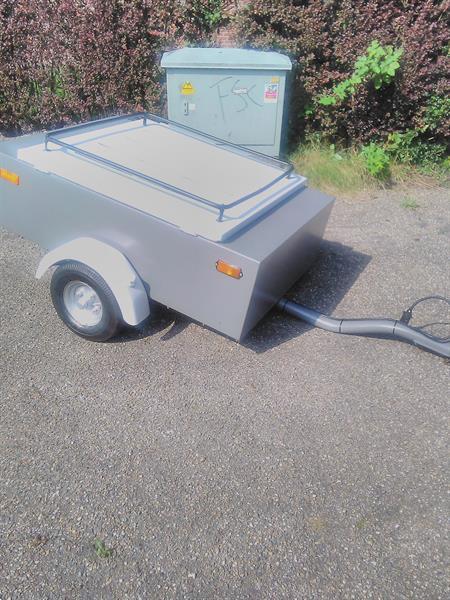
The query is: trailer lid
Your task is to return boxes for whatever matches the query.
[15,114,305,242]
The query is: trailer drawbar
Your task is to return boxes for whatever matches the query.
[278,296,450,359]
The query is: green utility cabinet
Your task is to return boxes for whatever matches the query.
[161,48,292,157]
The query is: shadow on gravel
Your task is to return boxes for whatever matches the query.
[110,305,190,344]
[243,240,372,353]
[113,240,371,350]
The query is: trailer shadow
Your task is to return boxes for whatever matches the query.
[242,240,372,354]
[113,240,371,349]
[112,305,191,344]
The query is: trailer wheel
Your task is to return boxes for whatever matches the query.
[50,261,122,341]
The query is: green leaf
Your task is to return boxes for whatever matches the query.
[319,95,337,106]
[314,39,402,107]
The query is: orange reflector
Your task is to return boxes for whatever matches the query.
[216,259,243,279]
[0,168,20,185]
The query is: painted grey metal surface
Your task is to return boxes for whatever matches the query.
[15,114,305,242]
[161,48,292,71]
[43,112,295,223]
[0,116,333,340]
[161,48,292,157]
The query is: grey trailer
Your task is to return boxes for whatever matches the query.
[1,113,448,358]
[0,113,333,341]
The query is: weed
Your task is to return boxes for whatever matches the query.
[201,0,223,29]
[422,95,450,132]
[386,130,447,168]
[93,539,113,558]
[401,196,419,209]
[309,516,327,532]
[30,534,48,547]
[360,143,390,179]
[355,517,370,530]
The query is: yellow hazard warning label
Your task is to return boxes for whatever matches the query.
[181,81,195,95]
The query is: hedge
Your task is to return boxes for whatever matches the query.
[235,0,450,146]
[0,0,218,134]
[1,0,449,149]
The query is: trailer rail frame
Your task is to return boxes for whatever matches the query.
[44,112,294,222]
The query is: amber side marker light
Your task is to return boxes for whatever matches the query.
[0,168,20,185]
[216,259,243,279]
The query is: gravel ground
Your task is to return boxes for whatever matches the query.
[1,184,449,599]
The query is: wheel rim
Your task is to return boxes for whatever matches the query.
[63,280,103,327]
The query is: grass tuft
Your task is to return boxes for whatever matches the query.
[93,539,113,558]
[290,140,448,196]
[291,142,373,196]
[400,195,419,209]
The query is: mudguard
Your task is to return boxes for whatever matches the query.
[36,237,150,326]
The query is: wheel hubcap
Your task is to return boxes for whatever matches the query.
[63,281,103,327]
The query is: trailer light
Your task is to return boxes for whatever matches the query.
[0,168,20,185]
[216,259,243,279]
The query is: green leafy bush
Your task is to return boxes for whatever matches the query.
[421,96,450,133]
[187,0,224,32]
[386,130,447,168]
[360,143,390,178]
[319,40,403,106]
[355,40,403,89]
[201,0,223,29]
[385,131,419,164]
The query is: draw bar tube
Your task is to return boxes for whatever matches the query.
[278,299,450,359]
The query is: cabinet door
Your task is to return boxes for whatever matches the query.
[168,70,283,147]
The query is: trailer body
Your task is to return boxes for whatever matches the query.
[0,114,333,340]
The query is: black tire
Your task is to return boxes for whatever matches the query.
[50,261,122,341]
